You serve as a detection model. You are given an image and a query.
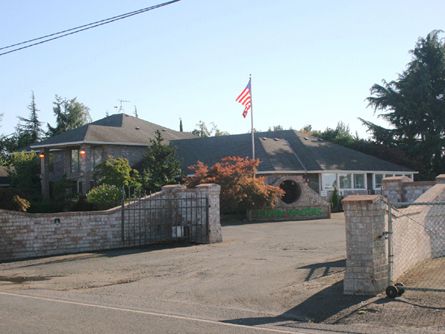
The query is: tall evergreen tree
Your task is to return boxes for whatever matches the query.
[47,95,91,137]
[179,118,183,132]
[362,30,445,179]
[140,130,181,193]
[16,92,43,148]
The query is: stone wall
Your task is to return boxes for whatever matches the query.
[382,176,435,204]
[0,184,221,262]
[249,174,330,221]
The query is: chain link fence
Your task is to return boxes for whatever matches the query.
[384,200,445,326]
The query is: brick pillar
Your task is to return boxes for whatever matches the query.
[342,195,388,295]
[196,183,222,243]
[382,176,412,203]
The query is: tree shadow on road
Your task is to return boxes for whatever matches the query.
[298,259,346,281]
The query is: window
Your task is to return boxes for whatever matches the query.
[353,174,366,189]
[374,174,384,189]
[339,173,352,189]
[322,173,337,190]
[92,147,103,168]
[71,149,79,174]
[48,153,55,172]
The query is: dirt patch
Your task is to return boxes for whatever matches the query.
[335,257,445,331]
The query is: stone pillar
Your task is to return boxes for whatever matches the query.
[436,174,445,184]
[342,195,388,295]
[382,176,411,203]
[196,183,222,243]
[41,148,50,200]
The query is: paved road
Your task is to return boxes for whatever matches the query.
[0,291,315,334]
[0,216,348,334]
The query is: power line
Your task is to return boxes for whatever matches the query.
[0,0,180,57]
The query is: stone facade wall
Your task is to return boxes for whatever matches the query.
[0,184,221,262]
[249,174,330,221]
[44,145,147,195]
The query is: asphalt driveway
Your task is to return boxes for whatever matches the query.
[0,213,443,333]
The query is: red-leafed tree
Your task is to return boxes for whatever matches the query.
[187,156,284,214]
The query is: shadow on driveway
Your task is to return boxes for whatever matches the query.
[224,280,370,325]
[224,258,370,325]
[4,242,195,269]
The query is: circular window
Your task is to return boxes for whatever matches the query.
[279,180,301,204]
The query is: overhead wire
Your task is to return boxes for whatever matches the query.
[0,0,180,57]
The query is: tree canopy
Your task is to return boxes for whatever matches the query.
[362,30,445,179]
[47,96,91,137]
[192,121,229,137]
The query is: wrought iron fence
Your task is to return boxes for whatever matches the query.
[121,190,209,247]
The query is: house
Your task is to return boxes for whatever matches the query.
[31,114,415,217]
[30,113,195,198]
[0,166,11,188]
[171,130,415,216]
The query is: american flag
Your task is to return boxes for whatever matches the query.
[236,78,252,118]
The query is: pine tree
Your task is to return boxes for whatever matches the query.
[16,92,43,148]
[179,118,183,132]
[140,130,181,193]
[362,30,445,179]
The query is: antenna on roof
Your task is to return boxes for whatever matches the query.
[114,99,130,113]
[134,105,138,118]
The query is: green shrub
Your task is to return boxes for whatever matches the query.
[94,157,140,190]
[9,151,41,199]
[330,187,343,212]
[86,184,121,210]
[68,196,94,212]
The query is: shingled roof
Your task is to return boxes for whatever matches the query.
[171,130,414,174]
[31,113,195,149]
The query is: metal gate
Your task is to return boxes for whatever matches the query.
[385,200,445,300]
[121,192,209,247]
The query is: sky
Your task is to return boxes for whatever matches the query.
[0,0,444,138]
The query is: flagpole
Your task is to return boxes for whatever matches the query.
[249,74,255,161]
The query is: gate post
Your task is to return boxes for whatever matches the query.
[196,184,222,243]
[342,195,388,295]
